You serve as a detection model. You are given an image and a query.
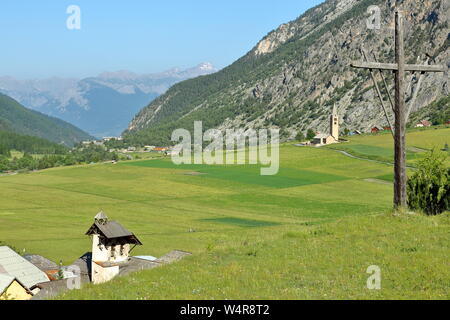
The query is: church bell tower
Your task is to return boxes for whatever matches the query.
[330,104,339,142]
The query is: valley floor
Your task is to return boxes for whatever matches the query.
[0,127,448,299]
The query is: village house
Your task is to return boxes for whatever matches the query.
[415,120,432,128]
[86,211,143,284]
[102,137,122,142]
[348,130,362,136]
[312,105,340,146]
[144,146,156,152]
[371,126,383,134]
[0,274,33,300]
[165,148,180,156]
[0,246,50,299]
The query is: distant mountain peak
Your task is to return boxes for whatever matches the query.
[95,63,217,81]
[0,62,217,137]
[197,62,215,71]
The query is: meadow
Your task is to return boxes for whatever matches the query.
[0,127,448,299]
[327,126,450,166]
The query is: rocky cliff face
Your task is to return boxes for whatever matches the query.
[126,0,449,144]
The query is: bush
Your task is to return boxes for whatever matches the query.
[296,131,305,141]
[306,129,316,140]
[443,143,449,152]
[407,149,450,215]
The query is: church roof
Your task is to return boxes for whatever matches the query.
[314,133,331,139]
[85,221,142,245]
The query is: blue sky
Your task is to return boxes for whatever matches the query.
[0,0,323,79]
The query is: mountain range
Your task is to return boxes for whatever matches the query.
[124,0,449,146]
[0,63,217,138]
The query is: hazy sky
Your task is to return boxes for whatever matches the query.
[0,0,324,79]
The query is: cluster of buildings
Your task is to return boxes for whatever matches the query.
[414,120,432,128]
[0,212,190,300]
[369,119,443,134]
[80,136,178,157]
[81,136,124,147]
[302,104,445,147]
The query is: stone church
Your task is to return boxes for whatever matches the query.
[313,105,340,146]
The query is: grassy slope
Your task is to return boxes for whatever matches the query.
[0,128,448,299]
[327,126,450,167]
[57,213,449,300]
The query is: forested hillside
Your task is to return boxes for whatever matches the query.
[0,131,67,157]
[409,94,450,126]
[0,130,120,173]
[0,93,92,146]
[124,0,449,146]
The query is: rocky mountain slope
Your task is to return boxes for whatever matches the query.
[0,63,216,137]
[0,93,92,146]
[124,0,449,145]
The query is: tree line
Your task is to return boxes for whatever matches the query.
[0,130,68,157]
[0,131,121,172]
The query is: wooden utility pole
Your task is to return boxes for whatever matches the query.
[351,10,446,209]
[394,10,407,207]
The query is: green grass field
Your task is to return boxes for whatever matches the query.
[328,126,450,166]
[0,128,448,299]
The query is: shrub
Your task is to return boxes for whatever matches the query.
[407,149,450,215]
[306,129,316,140]
[296,131,305,141]
[443,143,449,152]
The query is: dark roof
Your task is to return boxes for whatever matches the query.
[23,255,58,272]
[68,252,92,276]
[85,221,142,245]
[118,258,160,276]
[32,275,91,300]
